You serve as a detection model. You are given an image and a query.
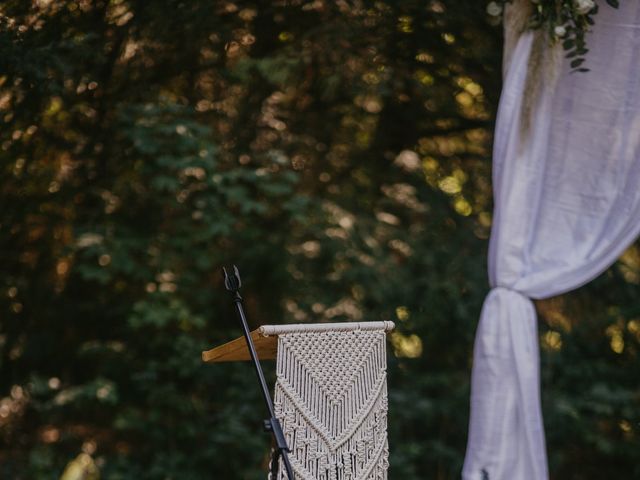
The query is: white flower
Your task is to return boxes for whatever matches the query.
[554,25,567,37]
[574,0,595,15]
[486,1,502,17]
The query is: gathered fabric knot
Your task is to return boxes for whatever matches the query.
[492,285,528,297]
[487,286,536,316]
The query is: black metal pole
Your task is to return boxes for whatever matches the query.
[223,266,295,480]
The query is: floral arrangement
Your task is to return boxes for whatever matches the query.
[487,0,620,71]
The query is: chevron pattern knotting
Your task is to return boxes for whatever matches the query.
[271,326,390,480]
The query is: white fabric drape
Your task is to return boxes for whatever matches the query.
[463,2,640,479]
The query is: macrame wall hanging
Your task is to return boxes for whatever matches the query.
[261,322,394,480]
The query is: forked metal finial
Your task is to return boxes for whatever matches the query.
[223,265,242,292]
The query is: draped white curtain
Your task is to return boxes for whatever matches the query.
[463,2,640,479]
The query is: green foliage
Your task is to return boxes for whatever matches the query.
[492,0,619,72]
[0,1,638,480]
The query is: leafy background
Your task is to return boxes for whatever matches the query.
[0,1,638,479]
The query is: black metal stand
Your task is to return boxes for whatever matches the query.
[223,265,295,480]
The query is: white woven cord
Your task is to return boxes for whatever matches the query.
[270,322,394,480]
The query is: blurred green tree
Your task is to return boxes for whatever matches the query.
[0,1,638,479]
